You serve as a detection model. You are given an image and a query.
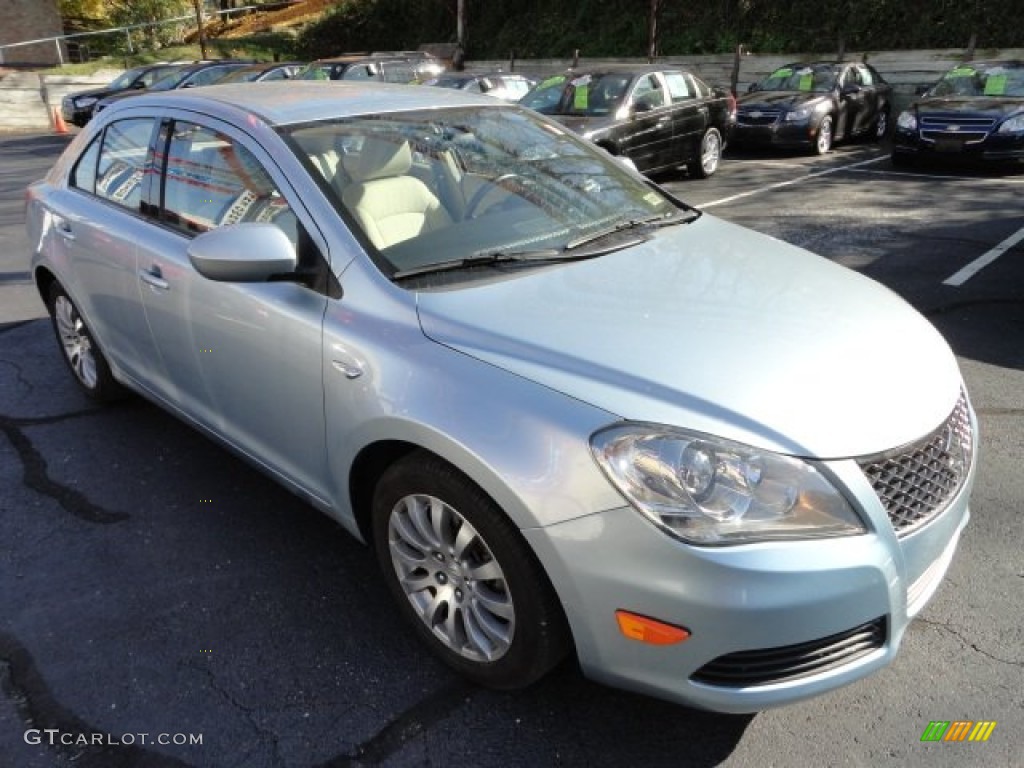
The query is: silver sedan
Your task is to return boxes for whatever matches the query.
[25,81,976,712]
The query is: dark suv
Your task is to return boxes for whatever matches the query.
[61,63,188,127]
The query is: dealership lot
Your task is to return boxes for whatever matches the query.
[1,132,1021,767]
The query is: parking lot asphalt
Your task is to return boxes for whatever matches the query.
[1,132,1022,767]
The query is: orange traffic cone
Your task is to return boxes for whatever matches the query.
[52,107,69,134]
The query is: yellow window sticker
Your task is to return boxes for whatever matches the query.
[984,74,1007,95]
[643,192,662,206]
[798,73,814,91]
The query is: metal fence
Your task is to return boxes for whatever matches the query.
[0,2,296,66]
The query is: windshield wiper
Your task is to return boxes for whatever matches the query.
[565,211,696,250]
[392,248,584,280]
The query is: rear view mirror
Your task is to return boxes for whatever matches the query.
[188,223,297,282]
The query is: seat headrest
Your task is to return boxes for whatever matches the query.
[344,137,412,183]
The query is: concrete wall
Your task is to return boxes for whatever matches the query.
[0,0,65,66]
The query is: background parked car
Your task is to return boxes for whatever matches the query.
[733,61,892,154]
[520,65,735,178]
[92,60,256,118]
[61,62,189,127]
[424,72,537,102]
[297,52,443,84]
[215,61,306,83]
[892,60,1024,166]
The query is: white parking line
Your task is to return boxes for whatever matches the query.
[943,224,1024,286]
[701,156,888,209]
[848,167,1024,184]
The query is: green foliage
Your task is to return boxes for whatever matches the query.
[294,0,1024,59]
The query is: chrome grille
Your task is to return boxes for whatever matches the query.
[737,109,781,126]
[920,115,996,144]
[859,391,973,536]
[692,618,886,687]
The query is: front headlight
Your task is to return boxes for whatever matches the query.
[76,96,98,108]
[897,110,917,130]
[998,113,1024,133]
[590,424,866,545]
[783,106,812,122]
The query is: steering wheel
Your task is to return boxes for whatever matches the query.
[465,173,522,219]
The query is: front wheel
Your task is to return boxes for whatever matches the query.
[813,115,834,155]
[47,282,124,401]
[688,127,723,179]
[873,110,890,141]
[372,451,570,689]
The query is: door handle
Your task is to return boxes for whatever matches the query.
[138,265,169,291]
[331,344,364,379]
[54,216,75,241]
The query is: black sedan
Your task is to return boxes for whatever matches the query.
[61,62,187,127]
[92,60,254,118]
[733,62,892,154]
[892,60,1024,166]
[520,65,735,178]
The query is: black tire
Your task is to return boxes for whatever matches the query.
[372,450,570,689]
[813,115,834,155]
[687,127,723,179]
[47,282,125,402]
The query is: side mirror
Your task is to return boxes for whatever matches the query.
[915,84,930,96]
[132,81,147,90]
[188,223,297,282]
[633,98,655,113]
[841,83,861,95]
[747,82,757,93]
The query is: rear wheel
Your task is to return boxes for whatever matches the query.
[372,451,570,689]
[688,128,723,179]
[47,282,124,401]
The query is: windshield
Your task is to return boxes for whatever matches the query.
[521,73,631,116]
[148,68,194,91]
[753,64,838,93]
[108,66,148,90]
[284,106,686,282]
[926,62,1024,98]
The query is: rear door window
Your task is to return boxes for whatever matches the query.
[93,118,157,212]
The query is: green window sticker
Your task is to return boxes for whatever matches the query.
[945,67,976,79]
[573,84,589,109]
[539,75,566,89]
[772,68,793,79]
[798,73,814,91]
[984,74,1008,95]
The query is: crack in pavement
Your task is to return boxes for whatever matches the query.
[316,681,474,767]
[916,618,1024,668]
[183,658,283,768]
[0,412,128,524]
[0,358,32,394]
[0,630,194,768]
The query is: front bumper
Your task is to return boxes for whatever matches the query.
[731,118,819,149]
[893,127,1024,162]
[525,454,973,713]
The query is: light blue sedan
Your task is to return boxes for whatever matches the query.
[25,81,976,712]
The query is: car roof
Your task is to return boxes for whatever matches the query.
[106,80,509,127]
[555,64,696,77]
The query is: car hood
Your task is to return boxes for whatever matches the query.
[739,91,829,110]
[67,86,120,102]
[546,114,619,136]
[912,96,1024,118]
[416,215,962,459]
[98,89,148,106]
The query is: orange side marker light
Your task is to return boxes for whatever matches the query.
[615,610,691,645]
